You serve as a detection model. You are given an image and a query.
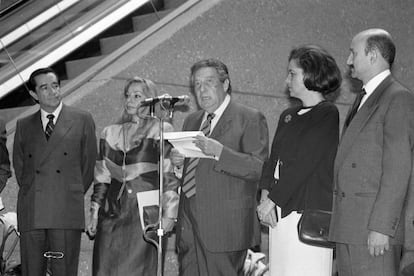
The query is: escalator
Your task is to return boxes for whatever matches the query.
[0,0,187,121]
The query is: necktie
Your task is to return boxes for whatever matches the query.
[182,113,215,198]
[45,114,55,140]
[344,89,366,128]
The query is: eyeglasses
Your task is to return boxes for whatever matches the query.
[194,78,219,89]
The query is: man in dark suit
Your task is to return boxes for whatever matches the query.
[0,118,11,197]
[171,59,269,276]
[329,29,414,275]
[13,67,97,276]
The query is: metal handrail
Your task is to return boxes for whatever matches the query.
[0,0,149,99]
[0,0,81,51]
[0,0,29,18]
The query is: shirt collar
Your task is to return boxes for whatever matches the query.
[40,101,63,128]
[363,69,391,96]
[203,94,230,131]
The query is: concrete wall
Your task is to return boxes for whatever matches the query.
[78,0,414,138]
[2,0,414,274]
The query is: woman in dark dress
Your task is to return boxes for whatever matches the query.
[86,77,179,275]
[257,45,342,275]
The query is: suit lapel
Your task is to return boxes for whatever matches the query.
[38,105,75,165]
[186,111,204,131]
[210,101,234,139]
[336,76,393,169]
[28,112,49,166]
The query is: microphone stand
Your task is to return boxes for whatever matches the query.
[147,100,175,276]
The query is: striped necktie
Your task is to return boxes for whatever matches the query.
[45,114,55,140]
[182,113,215,198]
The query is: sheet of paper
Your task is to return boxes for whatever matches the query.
[136,190,159,230]
[164,131,216,159]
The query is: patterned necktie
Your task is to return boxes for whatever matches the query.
[45,114,55,140]
[344,89,366,128]
[182,113,215,198]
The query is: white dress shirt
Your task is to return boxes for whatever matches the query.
[359,69,391,110]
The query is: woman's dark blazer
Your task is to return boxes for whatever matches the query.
[259,101,339,218]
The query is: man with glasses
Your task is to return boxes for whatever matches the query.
[170,59,269,276]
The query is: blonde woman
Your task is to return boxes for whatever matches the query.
[87,77,179,275]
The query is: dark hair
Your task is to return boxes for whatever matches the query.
[190,58,232,94]
[288,45,342,95]
[28,67,60,92]
[365,33,395,67]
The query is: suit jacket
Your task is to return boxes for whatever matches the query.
[401,154,414,274]
[329,76,414,245]
[178,100,269,252]
[0,119,11,192]
[13,105,97,232]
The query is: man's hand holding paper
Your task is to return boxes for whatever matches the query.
[193,135,223,159]
[165,131,221,160]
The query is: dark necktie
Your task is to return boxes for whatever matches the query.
[182,113,215,198]
[45,114,55,140]
[344,89,366,128]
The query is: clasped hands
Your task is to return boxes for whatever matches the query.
[256,190,277,228]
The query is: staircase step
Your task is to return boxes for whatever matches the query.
[65,55,104,79]
[132,9,172,32]
[163,0,189,9]
[99,32,141,55]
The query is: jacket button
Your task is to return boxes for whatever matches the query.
[341,192,345,197]
[127,189,132,194]
[56,170,60,173]
[36,170,40,174]
[64,152,68,155]
[28,154,32,158]
[351,163,356,168]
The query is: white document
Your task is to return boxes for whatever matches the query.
[164,131,216,159]
[136,190,159,230]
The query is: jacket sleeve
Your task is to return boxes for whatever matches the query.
[213,111,269,181]
[259,112,287,191]
[368,92,414,236]
[81,113,98,193]
[91,127,111,206]
[12,120,23,187]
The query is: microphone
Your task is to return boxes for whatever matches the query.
[140,94,190,106]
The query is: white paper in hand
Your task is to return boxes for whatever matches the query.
[164,131,216,159]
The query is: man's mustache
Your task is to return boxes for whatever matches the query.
[346,65,354,77]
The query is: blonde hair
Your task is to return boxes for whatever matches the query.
[118,77,159,145]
